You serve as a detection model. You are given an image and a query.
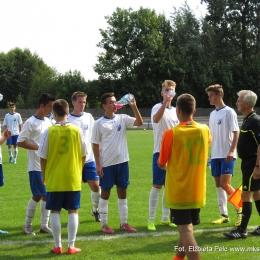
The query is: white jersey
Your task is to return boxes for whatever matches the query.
[67,112,94,163]
[17,115,52,172]
[3,112,23,136]
[209,106,239,159]
[91,114,136,167]
[151,103,179,153]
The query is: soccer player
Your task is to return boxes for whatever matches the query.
[148,80,179,231]
[91,92,143,234]
[17,93,55,235]
[68,91,101,222]
[0,127,11,234]
[205,84,241,225]
[158,94,211,260]
[38,99,87,254]
[224,90,260,239]
[3,103,23,164]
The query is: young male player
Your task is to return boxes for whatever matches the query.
[3,103,23,164]
[158,94,211,260]
[38,99,87,254]
[18,93,55,235]
[92,92,143,234]
[148,80,179,231]
[68,91,101,222]
[205,84,241,225]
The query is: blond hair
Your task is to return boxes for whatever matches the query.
[205,84,224,97]
[162,80,176,91]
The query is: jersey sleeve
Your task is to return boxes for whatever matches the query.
[3,114,7,126]
[17,120,31,142]
[80,129,88,157]
[158,129,173,165]
[37,129,49,159]
[91,121,100,144]
[228,109,239,132]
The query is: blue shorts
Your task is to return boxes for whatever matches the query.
[152,153,166,185]
[0,164,4,187]
[6,135,19,146]
[211,158,236,177]
[82,161,99,182]
[46,191,81,211]
[100,162,130,190]
[28,171,46,196]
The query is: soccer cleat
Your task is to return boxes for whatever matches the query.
[23,225,36,235]
[161,219,177,227]
[67,246,82,254]
[91,210,101,222]
[0,230,8,234]
[223,227,247,239]
[13,159,17,164]
[9,157,13,163]
[51,247,62,254]
[235,213,242,227]
[101,224,115,234]
[212,216,230,224]
[40,226,52,234]
[120,223,137,233]
[147,221,156,231]
[250,226,260,236]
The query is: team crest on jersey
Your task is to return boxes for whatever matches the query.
[217,119,222,125]
[84,124,88,130]
[117,124,121,131]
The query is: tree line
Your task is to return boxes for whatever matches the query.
[0,0,260,109]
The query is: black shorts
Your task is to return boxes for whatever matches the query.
[170,209,200,225]
[241,157,260,191]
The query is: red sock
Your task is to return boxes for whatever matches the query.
[172,256,185,260]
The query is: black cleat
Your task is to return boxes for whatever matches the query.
[91,210,101,222]
[223,227,247,239]
[250,226,260,236]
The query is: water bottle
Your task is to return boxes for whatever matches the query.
[0,93,3,101]
[167,90,176,99]
[115,93,134,109]
[207,158,211,169]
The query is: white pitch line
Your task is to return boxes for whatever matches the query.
[0,226,257,245]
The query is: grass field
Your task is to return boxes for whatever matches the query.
[0,130,260,260]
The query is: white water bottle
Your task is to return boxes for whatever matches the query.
[115,93,134,109]
[167,90,176,99]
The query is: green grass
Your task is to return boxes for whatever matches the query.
[0,130,260,259]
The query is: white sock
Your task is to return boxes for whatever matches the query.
[14,148,18,159]
[148,187,160,222]
[51,213,61,248]
[216,187,228,216]
[40,200,50,228]
[99,198,108,227]
[91,190,101,212]
[118,198,128,225]
[25,198,38,226]
[68,213,78,249]
[162,189,170,221]
[8,148,12,157]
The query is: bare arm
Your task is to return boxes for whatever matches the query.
[0,129,11,145]
[17,140,39,150]
[40,158,47,185]
[19,124,22,132]
[226,131,239,162]
[93,143,103,177]
[253,145,260,179]
[128,96,143,126]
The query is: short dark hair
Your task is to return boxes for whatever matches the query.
[9,103,15,107]
[71,91,87,102]
[100,92,114,105]
[205,84,224,97]
[52,99,69,117]
[176,94,196,115]
[38,93,55,108]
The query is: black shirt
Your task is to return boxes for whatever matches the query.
[237,111,260,159]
